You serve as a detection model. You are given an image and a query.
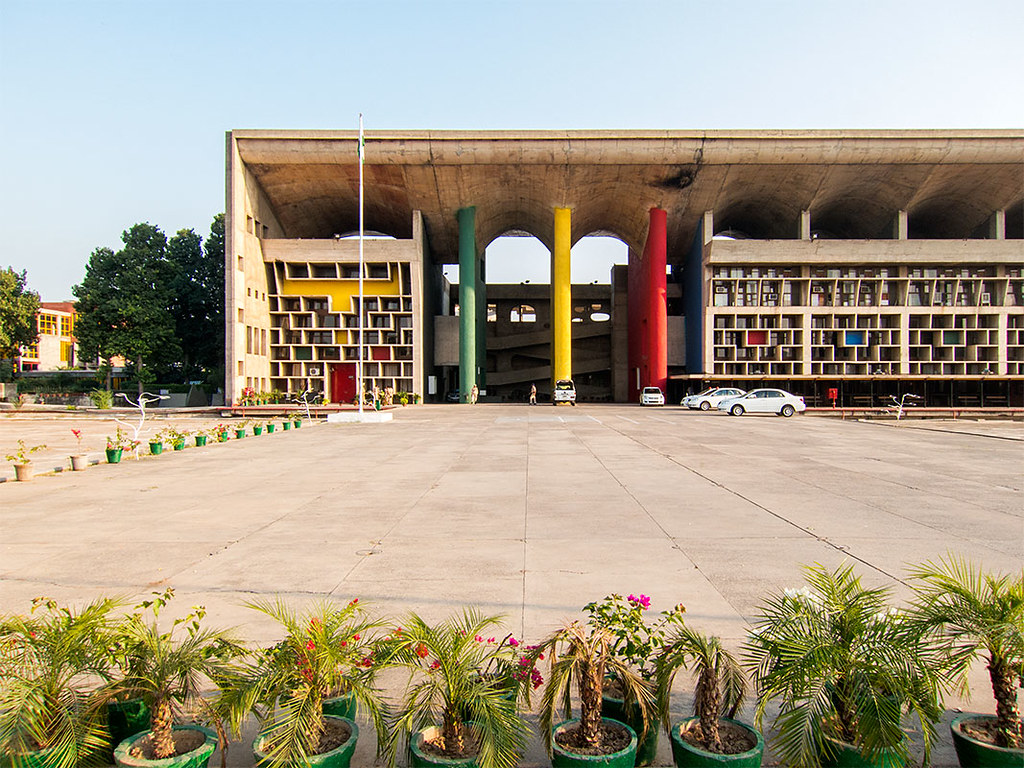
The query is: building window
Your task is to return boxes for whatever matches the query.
[246,326,253,354]
[237,255,244,271]
[238,308,244,322]
[38,314,57,335]
[510,304,536,323]
[60,341,74,363]
[60,316,74,337]
[261,328,267,356]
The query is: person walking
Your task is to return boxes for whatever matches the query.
[529,383,537,405]
[470,383,479,404]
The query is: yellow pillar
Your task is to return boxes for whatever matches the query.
[552,207,572,383]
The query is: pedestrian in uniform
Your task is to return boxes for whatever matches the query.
[529,383,537,405]
[470,384,479,404]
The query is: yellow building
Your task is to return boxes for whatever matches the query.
[18,302,76,372]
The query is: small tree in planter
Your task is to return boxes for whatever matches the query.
[218,597,388,768]
[101,589,241,766]
[0,596,119,768]
[654,625,761,765]
[528,619,656,766]
[383,610,531,768]
[908,555,1023,759]
[4,439,46,481]
[744,562,943,768]
[583,593,685,765]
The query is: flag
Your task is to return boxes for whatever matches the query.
[358,114,364,163]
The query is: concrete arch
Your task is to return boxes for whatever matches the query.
[810,196,898,239]
[908,195,995,239]
[713,197,802,240]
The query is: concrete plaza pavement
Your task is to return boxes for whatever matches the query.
[1,404,1021,766]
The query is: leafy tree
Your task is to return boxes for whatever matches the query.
[0,267,40,360]
[73,224,180,393]
[166,214,224,385]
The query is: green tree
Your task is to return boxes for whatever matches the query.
[166,214,224,385]
[0,267,40,361]
[73,224,180,394]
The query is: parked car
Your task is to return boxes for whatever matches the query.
[552,379,577,405]
[682,387,747,410]
[719,388,806,417]
[640,386,665,406]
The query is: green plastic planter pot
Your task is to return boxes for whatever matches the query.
[950,714,1024,767]
[0,746,54,767]
[114,724,216,768]
[410,724,481,768]
[234,429,246,439]
[323,692,357,720]
[106,448,123,464]
[669,718,763,767]
[106,698,150,761]
[253,426,263,436]
[254,715,357,768]
[282,421,292,431]
[218,431,229,442]
[266,423,276,433]
[551,718,637,768]
[173,440,185,451]
[819,736,903,767]
[294,419,302,428]
[149,442,164,455]
[195,435,208,447]
[603,693,658,766]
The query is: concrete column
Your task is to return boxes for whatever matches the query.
[647,208,668,392]
[476,253,487,392]
[800,210,812,240]
[457,206,477,402]
[988,210,1006,240]
[893,210,909,240]
[552,207,572,383]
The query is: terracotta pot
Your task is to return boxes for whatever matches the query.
[13,463,33,481]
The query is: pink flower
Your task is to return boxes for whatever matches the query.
[508,637,519,647]
[475,635,483,642]
[340,641,347,647]
[353,634,360,641]
[487,637,495,643]
[306,640,315,650]
[415,643,429,658]
[430,659,441,670]
[628,594,651,610]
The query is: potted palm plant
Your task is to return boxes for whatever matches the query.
[4,440,46,482]
[908,555,1023,766]
[102,589,241,768]
[384,610,530,768]
[218,597,388,768]
[584,593,685,766]
[654,625,762,767]
[744,563,943,768]
[529,619,655,768]
[0,596,118,768]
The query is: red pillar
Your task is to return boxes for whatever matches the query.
[647,208,668,393]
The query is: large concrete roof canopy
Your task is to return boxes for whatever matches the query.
[232,129,1024,262]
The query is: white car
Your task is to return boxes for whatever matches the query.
[682,387,747,411]
[719,388,806,417]
[552,379,577,405]
[640,387,665,406]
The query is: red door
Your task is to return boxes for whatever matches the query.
[330,364,357,404]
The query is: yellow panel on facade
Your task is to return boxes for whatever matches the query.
[278,275,403,311]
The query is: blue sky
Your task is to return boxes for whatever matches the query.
[1,0,1022,298]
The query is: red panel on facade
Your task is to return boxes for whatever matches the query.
[371,346,390,361]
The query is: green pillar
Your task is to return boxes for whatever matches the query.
[476,252,487,393]
[457,206,477,403]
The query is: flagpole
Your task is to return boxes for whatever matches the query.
[358,113,365,415]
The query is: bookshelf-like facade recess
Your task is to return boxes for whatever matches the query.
[707,265,1024,377]
[267,260,416,396]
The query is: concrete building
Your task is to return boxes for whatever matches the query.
[17,302,77,372]
[226,130,1023,407]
